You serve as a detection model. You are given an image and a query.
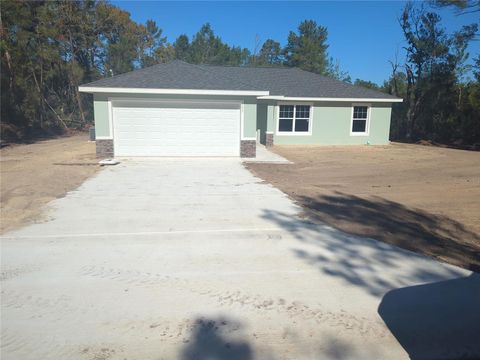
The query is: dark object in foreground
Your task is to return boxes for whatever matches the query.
[379,273,480,360]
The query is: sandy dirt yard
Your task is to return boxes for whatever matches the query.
[0,135,100,234]
[247,143,480,271]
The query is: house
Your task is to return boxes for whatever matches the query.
[79,60,402,158]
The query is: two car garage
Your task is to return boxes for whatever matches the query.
[111,100,242,157]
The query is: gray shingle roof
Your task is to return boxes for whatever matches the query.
[82,60,399,100]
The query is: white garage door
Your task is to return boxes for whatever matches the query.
[112,100,241,156]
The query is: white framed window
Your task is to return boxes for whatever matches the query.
[350,104,370,136]
[277,103,313,135]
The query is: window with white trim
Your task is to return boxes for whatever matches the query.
[351,105,369,135]
[278,104,311,134]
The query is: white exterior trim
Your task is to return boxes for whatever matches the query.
[80,86,269,96]
[240,102,245,140]
[276,102,314,136]
[258,95,403,103]
[350,103,371,136]
[107,99,113,139]
[108,97,242,105]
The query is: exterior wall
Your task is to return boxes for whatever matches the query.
[92,93,258,156]
[273,102,392,145]
[256,104,268,144]
[243,98,257,139]
[93,94,110,138]
[92,94,393,153]
[256,101,276,146]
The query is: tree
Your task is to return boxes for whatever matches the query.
[326,58,351,82]
[400,2,477,141]
[140,20,167,67]
[284,20,329,74]
[1,0,146,140]
[187,23,250,65]
[188,23,217,64]
[257,39,282,65]
[101,5,145,75]
[354,79,380,90]
[173,34,190,61]
[431,0,480,14]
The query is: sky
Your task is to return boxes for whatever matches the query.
[111,1,479,84]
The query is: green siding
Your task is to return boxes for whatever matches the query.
[92,94,393,145]
[256,104,268,144]
[243,99,257,138]
[93,94,110,137]
[267,104,275,133]
[92,93,258,139]
[273,102,392,145]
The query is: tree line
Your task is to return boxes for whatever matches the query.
[1,0,479,146]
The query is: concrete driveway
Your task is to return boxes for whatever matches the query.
[1,159,478,360]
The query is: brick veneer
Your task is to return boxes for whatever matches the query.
[240,140,256,158]
[96,139,114,158]
[96,139,256,158]
[265,133,274,147]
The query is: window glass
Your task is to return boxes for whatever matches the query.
[352,119,366,132]
[279,118,293,132]
[279,105,294,118]
[295,119,309,132]
[353,106,368,119]
[296,105,310,119]
[278,104,311,133]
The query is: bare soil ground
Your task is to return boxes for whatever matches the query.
[0,134,99,234]
[247,143,480,271]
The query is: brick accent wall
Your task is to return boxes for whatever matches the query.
[96,139,114,158]
[265,133,274,147]
[240,140,256,158]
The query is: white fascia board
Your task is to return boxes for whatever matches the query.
[78,86,269,96]
[257,96,403,103]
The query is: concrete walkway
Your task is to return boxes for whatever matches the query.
[1,159,477,360]
[243,143,291,164]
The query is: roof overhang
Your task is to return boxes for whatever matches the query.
[256,96,403,103]
[78,86,270,96]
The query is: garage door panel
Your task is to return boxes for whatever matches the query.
[112,102,240,156]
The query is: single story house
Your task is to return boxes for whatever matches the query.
[79,60,402,158]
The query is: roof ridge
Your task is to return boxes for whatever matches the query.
[82,61,172,86]
[189,62,266,91]
[197,63,296,70]
[81,60,181,87]
[291,67,397,99]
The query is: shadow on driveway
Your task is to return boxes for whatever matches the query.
[180,316,255,360]
[292,192,480,271]
[378,273,480,359]
[260,207,466,297]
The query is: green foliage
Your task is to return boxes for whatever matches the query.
[326,58,351,82]
[173,34,190,61]
[284,20,329,74]
[1,0,145,138]
[431,0,480,14]
[256,39,283,65]
[396,2,479,144]
[185,23,250,65]
[139,19,168,67]
[354,79,380,90]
